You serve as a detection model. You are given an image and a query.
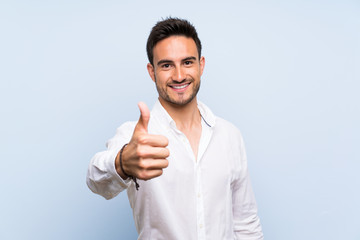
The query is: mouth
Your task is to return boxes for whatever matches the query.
[169,82,191,92]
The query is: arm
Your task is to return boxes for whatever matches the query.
[86,121,135,200]
[233,134,264,239]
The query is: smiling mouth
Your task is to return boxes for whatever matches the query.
[170,83,190,89]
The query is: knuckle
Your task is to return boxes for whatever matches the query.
[138,170,147,180]
[136,146,146,158]
[138,159,149,169]
[138,170,151,180]
[137,135,148,144]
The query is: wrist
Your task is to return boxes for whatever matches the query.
[119,144,131,178]
[115,143,140,190]
[115,144,129,180]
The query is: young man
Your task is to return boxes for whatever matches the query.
[87,17,263,239]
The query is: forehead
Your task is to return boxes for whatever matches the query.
[153,36,198,62]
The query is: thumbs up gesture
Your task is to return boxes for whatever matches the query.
[115,102,170,180]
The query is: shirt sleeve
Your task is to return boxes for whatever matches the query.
[232,133,264,239]
[86,121,136,200]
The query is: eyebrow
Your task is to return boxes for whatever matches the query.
[182,56,197,62]
[156,56,197,66]
[157,59,173,66]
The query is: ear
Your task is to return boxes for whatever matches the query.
[147,63,156,82]
[199,56,205,76]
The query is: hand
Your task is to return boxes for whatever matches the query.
[115,102,169,180]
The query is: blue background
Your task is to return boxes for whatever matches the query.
[1,0,359,239]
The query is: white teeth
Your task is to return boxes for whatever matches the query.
[172,83,189,89]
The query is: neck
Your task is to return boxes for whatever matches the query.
[159,97,201,131]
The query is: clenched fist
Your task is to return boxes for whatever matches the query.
[115,102,170,180]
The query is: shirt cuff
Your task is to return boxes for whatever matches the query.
[106,148,132,188]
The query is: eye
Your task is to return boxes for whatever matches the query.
[184,61,193,66]
[162,63,170,68]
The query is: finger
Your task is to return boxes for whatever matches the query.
[137,169,165,180]
[147,159,169,170]
[138,158,169,170]
[147,168,165,178]
[137,146,170,159]
[137,134,169,147]
[136,102,150,133]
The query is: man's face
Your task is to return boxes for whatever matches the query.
[147,36,205,107]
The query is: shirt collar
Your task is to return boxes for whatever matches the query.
[151,99,216,129]
[197,101,216,127]
[151,100,176,129]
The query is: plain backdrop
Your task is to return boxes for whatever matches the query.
[1,0,359,239]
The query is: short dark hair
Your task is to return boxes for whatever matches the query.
[146,17,202,65]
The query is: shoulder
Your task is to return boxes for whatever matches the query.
[214,117,243,140]
[198,100,244,139]
[215,117,240,132]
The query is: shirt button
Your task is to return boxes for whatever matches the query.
[199,224,203,228]
[197,193,201,198]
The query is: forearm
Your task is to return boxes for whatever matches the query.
[233,132,263,239]
[232,172,263,239]
[86,121,136,199]
[86,148,131,199]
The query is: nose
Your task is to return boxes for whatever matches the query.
[172,66,186,82]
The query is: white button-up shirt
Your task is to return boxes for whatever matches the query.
[87,100,263,240]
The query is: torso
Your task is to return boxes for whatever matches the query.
[159,98,202,161]
[181,121,202,161]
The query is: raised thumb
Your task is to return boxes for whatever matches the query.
[137,102,150,132]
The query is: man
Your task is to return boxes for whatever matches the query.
[87,17,263,239]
